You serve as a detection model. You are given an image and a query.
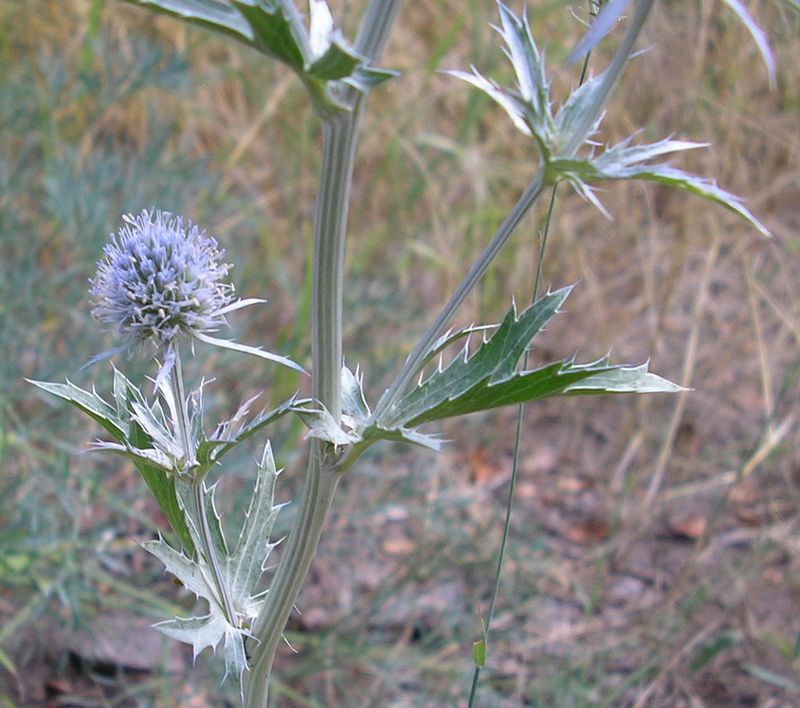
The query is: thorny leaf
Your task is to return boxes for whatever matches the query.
[121,0,396,110]
[375,286,681,430]
[145,442,283,688]
[451,1,770,237]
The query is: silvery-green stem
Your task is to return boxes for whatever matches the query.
[243,116,357,708]
[310,114,360,418]
[171,350,237,626]
[244,3,403,706]
[372,171,546,422]
[562,0,656,156]
[190,478,238,625]
[244,441,338,708]
[171,349,194,468]
[354,0,403,59]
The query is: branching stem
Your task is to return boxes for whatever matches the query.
[191,479,238,625]
[372,172,546,422]
[466,1,656,702]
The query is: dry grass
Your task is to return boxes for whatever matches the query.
[1,0,798,705]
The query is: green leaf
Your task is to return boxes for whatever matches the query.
[307,38,362,81]
[399,358,679,426]
[380,287,572,428]
[121,0,310,71]
[553,66,608,151]
[418,324,499,374]
[447,68,537,141]
[721,0,776,88]
[304,0,396,91]
[29,375,195,553]
[112,367,129,418]
[145,441,284,687]
[342,64,399,91]
[291,403,359,446]
[231,0,306,68]
[563,363,684,395]
[227,442,284,618]
[472,638,486,668]
[146,534,249,684]
[193,331,307,374]
[198,394,302,466]
[341,366,369,427]
[154,611,229,658]
[145,534,216,602]
[120,0,255,45]
[28,379,126,441]
[552,137,771,237]
[128,396,183,460]
[91,440,176,470]
[495,2,551,125]
[455,4,768,239]
[447,3,555,157]
[130,417,196,554]
[340,365,443,450]
[567,0,631,64]
[361,424,443,452]
[376,287,681,430]
[122,0,395,115]
[177,478,229,558]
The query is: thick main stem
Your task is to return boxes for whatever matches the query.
[311,116,360,419]
[245,112,358,708]
[245,442,338,708]
[243,5,402,704]
[244,0,405,694]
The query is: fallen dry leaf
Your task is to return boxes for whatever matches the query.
[523,445,558,473]
[564,516,610,544]
[667,509,708,540]
[466,447,504,485]
[516,481,538,499]
[557,476,591,493]
[381,536,416,556]
[729,476,759,505]
[733,505,763,526]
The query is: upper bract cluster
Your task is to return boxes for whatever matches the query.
[90,209,234,348]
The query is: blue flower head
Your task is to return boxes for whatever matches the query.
[89,209,305,380]
[91,209,234,347]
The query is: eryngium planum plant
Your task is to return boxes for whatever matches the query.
[30,0,776,705]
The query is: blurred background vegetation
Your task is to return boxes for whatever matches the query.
[1,0,798,705]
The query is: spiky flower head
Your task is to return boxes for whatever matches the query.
[90,209,234,348]
[87,209,304,380]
